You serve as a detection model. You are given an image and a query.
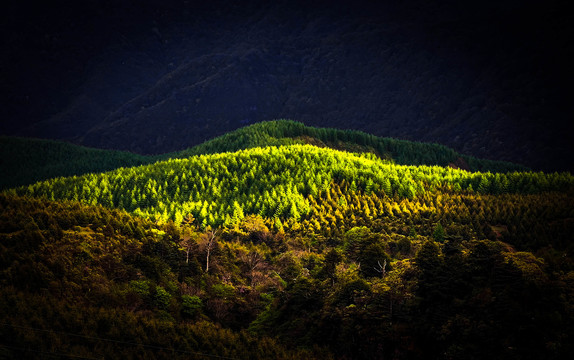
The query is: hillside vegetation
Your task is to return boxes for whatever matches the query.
[0,136,163,190]
[175,120,529,173]
[1,169,573,358]
[0,194,328,360]
[1,120,527,190]
[10,144,568,229]
[2,125,573,359]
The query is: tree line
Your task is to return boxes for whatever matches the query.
[1,119,529,190]
[10,144,573,228]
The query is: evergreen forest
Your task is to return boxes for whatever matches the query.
[1,121,573,359]
[1,120,527,190]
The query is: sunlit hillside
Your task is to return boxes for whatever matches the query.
[10,144,569,228]
[1,120,528,191]
[1,131,573,359]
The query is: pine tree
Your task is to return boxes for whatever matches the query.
[433,223,445,243]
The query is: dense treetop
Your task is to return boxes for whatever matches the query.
[174,120,529,172]
[2,121,573,359]
[2,170,573,358]
[0,120,528,190]
[9,144,572,228]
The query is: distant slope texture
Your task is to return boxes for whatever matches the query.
[2,1,572,171]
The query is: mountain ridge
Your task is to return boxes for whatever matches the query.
[3,1,572,171]
[1,120,530,190]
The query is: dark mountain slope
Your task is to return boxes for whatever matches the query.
[2,1,572,171]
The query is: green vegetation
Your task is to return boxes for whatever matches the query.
[0,194,328,359]
[0,136,165,190]
[1,172,573,358]
[175,120,528,172]
[1,124,573,359]
[10,144,571,228]
[0,120,528,190]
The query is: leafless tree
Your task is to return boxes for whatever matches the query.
[199,227,218,273]
[179,225,198,264]
[374,259,387,277]
[242,250,267,286]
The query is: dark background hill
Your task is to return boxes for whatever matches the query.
[2,0,573,171]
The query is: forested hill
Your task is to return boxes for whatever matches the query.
[10,144,572,228]
[0,136,165,190]
[173,120,529,172]
[1,148,573,358]
[2,121,574,358]
[1,120,528,190]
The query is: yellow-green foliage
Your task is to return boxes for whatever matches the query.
[10,145,574,227]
